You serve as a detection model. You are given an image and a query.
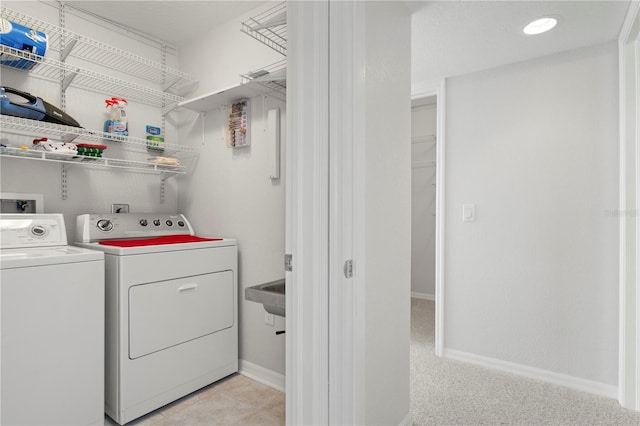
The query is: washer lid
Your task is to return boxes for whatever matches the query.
[0,245,103,269]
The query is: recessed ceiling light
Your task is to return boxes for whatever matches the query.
[523,17,558,35]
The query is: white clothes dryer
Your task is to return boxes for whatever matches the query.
[75,213,238,425]
[0,213,105,426]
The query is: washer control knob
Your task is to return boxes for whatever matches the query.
[97,219,113,232]
[177,220,185,227]
[166,220,173,227]
[153,219,161,226]
[30,225,46,236]
[139,219,148,227]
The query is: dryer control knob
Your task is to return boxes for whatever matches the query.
[153,219,161,226]
[139,219,148,227]
[97,219,113,232]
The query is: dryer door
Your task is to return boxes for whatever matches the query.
[128,270,234,359]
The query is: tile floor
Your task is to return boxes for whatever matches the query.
[104,374,285,426]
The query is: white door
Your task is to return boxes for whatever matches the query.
[286,1,413,424]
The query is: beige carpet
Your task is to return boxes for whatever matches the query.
[410,298,640,425]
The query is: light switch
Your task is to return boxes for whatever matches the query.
[463,204,475,222]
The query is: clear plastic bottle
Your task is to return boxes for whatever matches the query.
[104,97,128,136]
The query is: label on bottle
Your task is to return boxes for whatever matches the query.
[112,120,128,136]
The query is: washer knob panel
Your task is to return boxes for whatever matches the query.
[30,225,47,237]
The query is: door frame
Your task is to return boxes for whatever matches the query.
[618,0,640,411]
[285,1,330,424]
[412,80,446,357]
[285,2,362,423]
[327,1,363,424]
[286,2,412,423]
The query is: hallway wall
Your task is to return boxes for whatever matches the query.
[444,42,619,392]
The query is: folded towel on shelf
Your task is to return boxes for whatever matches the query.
[77,147,103,154]
[148,156,180,166]
[77,152,101,156]
[99,235,223,247]
[76,143,107,150]
[75,144,105,158]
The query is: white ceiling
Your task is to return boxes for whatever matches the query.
[411,0,630,82]
[65,1,270,47]
[67,1,631,83]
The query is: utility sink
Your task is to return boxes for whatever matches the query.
[245,278,285,317]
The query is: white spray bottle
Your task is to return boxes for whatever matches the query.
[104,97,128,136]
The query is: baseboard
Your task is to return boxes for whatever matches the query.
[398,412,413,426]
[411,291,435,301]
[239,359,286,392]
[444,349,618,399]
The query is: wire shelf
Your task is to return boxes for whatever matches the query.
[0,115,198,164]
[240,59,287,102]
[241,2,287,56]
[0,146,188,176]
[0,46,186,110]
[181,59,287,112]
[1,7,196,92]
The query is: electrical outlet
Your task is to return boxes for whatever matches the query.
[264,312,275,326]
[112,204,129,213]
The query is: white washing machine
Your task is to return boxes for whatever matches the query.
[75,213,238,425]
[0,213,105,426]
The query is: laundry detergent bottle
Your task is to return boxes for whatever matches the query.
[104,97,128,136]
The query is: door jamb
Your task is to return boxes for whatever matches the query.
[328,1,363,424]
[412,80,446,357]
[285,1,330,424]
[618,0,640,411]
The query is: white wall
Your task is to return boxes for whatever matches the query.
[444,42,619,388]
[411,101,437,297]
[1,2,180,239]
[358,2,412,423]
[177,6,286,377]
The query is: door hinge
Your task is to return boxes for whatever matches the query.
[284,254,293,272]
[344,259,353,278]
